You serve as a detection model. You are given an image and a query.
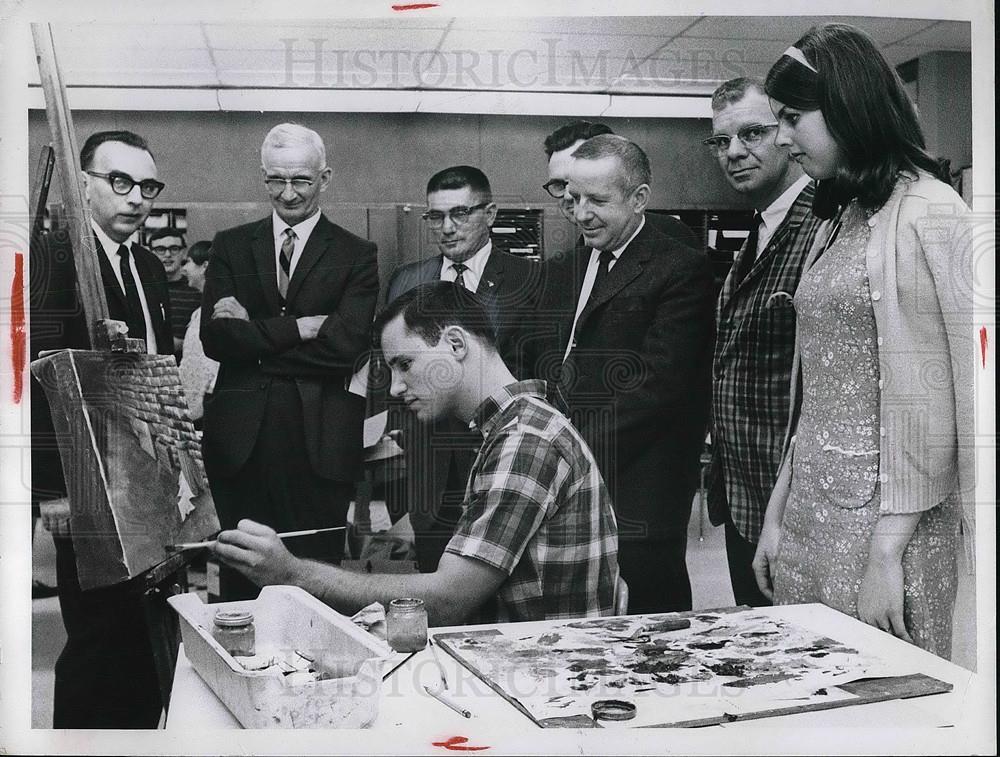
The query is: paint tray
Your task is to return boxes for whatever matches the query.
[168,585,392,728]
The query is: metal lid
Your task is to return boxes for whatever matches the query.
[389,597,425,611]
[591,699,637,721]
[213,609,254,627]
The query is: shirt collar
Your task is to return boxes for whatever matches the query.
[91,219,138,257]
[598,215,645,260]
[445,239,492,276]
[470,379,548,437]
[759,174,811,233]
[272,208,322,245]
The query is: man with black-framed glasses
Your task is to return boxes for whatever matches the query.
[705,77,826,608]
[149,227,201,358]
[200,123,378,601]
[374,165,541,572]
[30,129,172,728]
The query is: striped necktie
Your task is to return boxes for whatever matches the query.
[279,227,296,300]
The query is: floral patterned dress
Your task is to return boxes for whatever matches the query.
[774,201,961,658]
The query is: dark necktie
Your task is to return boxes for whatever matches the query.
[590,249,615,296]
[451,262,468,290]
[117,245,147,344]
[279,228,295,300]
[731,212,763,287]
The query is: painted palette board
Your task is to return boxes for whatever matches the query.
[433,609,951,728]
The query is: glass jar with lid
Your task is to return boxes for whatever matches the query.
[386,598,428,652]
[212,609,256,657]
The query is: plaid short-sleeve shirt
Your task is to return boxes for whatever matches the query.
[445,380,619,624]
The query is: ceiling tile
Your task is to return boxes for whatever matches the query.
[890,20,971,49]
[51,23,208,50]
[681,15,938,43]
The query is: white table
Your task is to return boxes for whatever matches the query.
[166,604,986,753]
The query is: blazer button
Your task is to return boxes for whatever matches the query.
[870,290,881,301]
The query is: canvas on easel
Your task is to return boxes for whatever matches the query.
[31,349,219,590]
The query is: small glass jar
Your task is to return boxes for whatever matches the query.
[212,609,256,657]
[386,598,428,652]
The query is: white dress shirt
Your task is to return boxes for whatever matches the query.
[440,240,492,293]
[92,220,157,354]
[271,209,322,289]
[757,174,811,258]
[562,216,646,363]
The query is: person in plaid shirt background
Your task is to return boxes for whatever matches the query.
[705,77,828,607]
[212,281,619,625]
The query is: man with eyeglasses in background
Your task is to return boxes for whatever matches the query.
[704,77,826,607]
[149,227,201,358]
[200,122,378,600]
[542,120,701,251]
[29,129,172,727]
[373,165,540,572]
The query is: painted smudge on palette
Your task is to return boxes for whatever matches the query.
[438,610,877,727]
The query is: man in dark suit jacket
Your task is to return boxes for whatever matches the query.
[543,120,702,251]
[534,135,715,613]
[201,123,378,600]
[30,130,172,728]
[378,166,540,571]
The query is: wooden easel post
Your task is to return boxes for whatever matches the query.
[31,22,109,346]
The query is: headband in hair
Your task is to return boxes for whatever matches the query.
[782,46,817,73]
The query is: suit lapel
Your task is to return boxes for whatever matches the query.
[252,217,282,313]
[477,248,503,296]
[286,215,331,305]
[577,227,649,327]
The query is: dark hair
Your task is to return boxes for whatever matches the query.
[764,23,940,215]
[571,134,651,192]
[148,227,186,246]
[711,77,765,111]
[80,130,154,171]
[426,166,492,202]
[373,281,498,350]
[186,240,213,265]
[543,121,614,157]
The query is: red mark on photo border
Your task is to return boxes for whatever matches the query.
[10,252,26,403]
[980,326,988,368]
[392,3,439,10]
[432,735,490,751]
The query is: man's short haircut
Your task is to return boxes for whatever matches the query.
[571,134,652,193]
[374,281,498,350]
[543,121,615,157]
[148,227,187,246]
[186,240,213,266]
[79,130,153,171]
[425,165,492,203]
[711,77,766,111]
[260,123,327,167]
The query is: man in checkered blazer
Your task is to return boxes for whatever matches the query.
[705,78,827,606]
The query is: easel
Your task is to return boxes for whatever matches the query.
[31,23,205,717]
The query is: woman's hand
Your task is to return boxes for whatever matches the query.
[857,554,912,643]
[752,520,782,602]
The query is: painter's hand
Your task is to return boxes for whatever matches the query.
[40,497,71,537]
[212,296,249,321]
[752,520,781,602]
[212,519,299,587]
[857,555,913,643]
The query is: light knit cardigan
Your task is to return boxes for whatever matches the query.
[784,171,975,531]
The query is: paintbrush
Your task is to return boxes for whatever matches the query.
[428,637,449,690]
[423,684,471,718]
[167,526,347,552]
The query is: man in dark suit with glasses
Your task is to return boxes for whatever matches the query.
[30,130,173,727]
[375,166,540,572]
[200,123,379,601]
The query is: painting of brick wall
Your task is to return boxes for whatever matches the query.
[31,349,220,589]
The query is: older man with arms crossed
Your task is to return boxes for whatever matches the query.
[534,135,715,613]
[214,282,619,624]
[201,123,378,600]
[704,77,826,606]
